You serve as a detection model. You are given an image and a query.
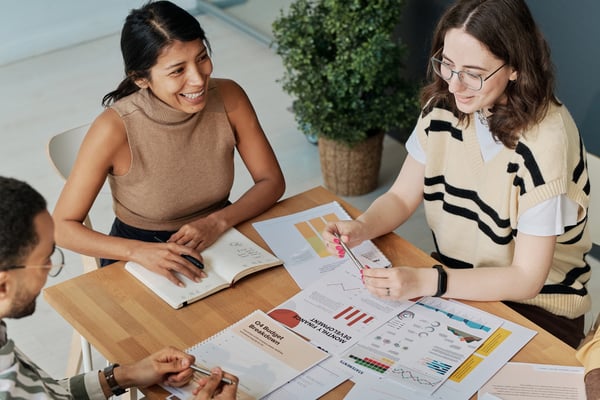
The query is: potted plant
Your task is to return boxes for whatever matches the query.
[272,0,419,196]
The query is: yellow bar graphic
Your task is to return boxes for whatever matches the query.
[322,213,339,223]
[295,220,329,257]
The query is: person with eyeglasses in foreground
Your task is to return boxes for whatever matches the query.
[323,0,592,350]
[0,176,238,399]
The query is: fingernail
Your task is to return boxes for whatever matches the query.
[364,265,371,269]
[338,252,344,258]
[333,238,340,244]
[335,245,343,251]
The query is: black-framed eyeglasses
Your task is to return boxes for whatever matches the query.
[0,247,65,277]
[431,49,506,91]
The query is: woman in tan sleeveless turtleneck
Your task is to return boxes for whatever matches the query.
[53,1,285,287]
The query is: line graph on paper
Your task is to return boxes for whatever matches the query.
[325,266,363,293]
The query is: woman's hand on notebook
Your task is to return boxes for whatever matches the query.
[170,213,228,253]
[130,241,206,287]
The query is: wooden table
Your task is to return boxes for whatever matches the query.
[44,186,580,399]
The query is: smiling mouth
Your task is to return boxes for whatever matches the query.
[181,89,205,99]
[455,94,473,103]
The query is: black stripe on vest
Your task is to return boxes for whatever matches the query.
[560,218,587,245]
[435,251,473,269]
[574,136,586,187]
[561,263,591,286]
[426,119,463,141]
[540,283,588,296]
[514,142,545,186]
[424,175,514,245]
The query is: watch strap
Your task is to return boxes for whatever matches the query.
[432,264,447,297]
[103,363,126,396]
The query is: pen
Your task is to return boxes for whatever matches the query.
[333,232,364,271]
[153,236,204,270]
[190,364,234,385]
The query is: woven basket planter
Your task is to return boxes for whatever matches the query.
[318,132,384,196]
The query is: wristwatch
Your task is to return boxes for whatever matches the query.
[432,264,447,297]
[103,363,127,396]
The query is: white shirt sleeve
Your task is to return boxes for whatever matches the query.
[517,195,579,236]
[405,128,425,164]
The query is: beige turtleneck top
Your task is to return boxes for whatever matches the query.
[108,80,235,231]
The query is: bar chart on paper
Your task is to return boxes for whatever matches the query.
[294,213,338,257]
[269,262,407,355]
[334,305,375,327]
[253,201,391,288]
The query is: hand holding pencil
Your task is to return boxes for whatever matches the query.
[192,366,238,400]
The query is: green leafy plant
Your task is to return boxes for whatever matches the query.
[272,0,419,147]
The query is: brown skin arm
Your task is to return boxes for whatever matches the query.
[169,78,285,251]
[52,109,204,286]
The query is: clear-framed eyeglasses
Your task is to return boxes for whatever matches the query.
[0,247,65,277]
[431,49,506,91]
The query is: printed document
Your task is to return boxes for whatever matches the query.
[253,201,390,288]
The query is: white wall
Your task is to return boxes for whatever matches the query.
[0,0,196,66]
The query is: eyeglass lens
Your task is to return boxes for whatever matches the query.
[431,58,483,90]
[48,248,65,277]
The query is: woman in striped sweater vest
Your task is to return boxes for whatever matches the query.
[324,0,592,349]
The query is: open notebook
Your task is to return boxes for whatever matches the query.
[125,228,282,309]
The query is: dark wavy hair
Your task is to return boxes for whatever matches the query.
[0,177,47,266]
[102,0,210,106]
[421,0,560,148]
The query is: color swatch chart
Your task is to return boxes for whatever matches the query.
[294,213,338,257]
[347,353,392,374]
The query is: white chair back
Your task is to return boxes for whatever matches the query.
[46,125,97,376]
[47,124,89,181]
[47,124,99,272]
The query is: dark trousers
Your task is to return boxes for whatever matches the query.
[100,218,176,266]
[504,301,585,349]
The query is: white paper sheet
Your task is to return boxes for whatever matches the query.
[253,201,390,288]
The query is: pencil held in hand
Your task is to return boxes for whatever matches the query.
[190,364,234,385]
[153,236,204,269]
[333,232,364,271]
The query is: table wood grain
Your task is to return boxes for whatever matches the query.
[44,186,580,399]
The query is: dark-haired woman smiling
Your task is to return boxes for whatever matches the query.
[54,1,285,287]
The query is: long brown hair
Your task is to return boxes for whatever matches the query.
[421,0,560,148]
